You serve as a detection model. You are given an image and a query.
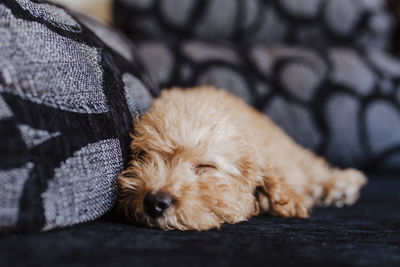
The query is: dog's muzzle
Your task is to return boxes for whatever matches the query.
[143,192,173,218]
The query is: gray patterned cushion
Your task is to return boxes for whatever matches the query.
[133,39,400,171]
[114,0,395,50]
[112,0,400,172]
[0,0,158,232]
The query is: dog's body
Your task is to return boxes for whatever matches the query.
[118,86,367,230]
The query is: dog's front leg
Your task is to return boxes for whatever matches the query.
[255,169,310,218]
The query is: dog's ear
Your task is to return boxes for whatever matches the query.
[256,169,309,218]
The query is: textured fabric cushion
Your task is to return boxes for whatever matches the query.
[133,39,400,171]
[0,0,158,232]
[113,0,395,50]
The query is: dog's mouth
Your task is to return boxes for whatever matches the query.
[140,207,198,230]
[139,207,173,229]
[144,216,162,228]
[141,213,178,230]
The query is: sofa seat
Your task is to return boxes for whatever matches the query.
[1,175,399,267]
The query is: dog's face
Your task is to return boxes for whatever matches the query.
[118,142,259,230]
[118,92,261,230]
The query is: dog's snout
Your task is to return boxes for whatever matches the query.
[143,192,173,218]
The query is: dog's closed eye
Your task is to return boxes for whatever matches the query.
[192,163,217,175]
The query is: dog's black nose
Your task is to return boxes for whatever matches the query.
[143,192,173,218]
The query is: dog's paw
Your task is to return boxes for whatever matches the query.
[269,189,309,218]
[322,169,367,207]
[260,175,310,218]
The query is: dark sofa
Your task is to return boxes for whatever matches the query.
[1,174,399,267]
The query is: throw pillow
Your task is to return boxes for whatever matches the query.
[0,0,158,232]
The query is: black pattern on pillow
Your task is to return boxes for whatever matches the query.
[133,39,400,171]
[0,0,158,232]
[113,0,394,50]
[387,0,400,55]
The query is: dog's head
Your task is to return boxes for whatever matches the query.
[117,88,264,230]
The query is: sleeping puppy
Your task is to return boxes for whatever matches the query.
[118,86,367,230]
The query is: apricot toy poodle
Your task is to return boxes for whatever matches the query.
[118,86,367,230]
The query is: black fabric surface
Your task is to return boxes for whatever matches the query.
[2,174,399,267]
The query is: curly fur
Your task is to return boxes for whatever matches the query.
[118,86,367,230]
